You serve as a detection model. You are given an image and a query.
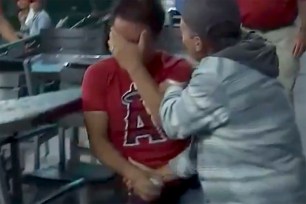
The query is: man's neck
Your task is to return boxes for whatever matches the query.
[144,50,159,67]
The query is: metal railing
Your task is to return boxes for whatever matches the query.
[0,35,41,59]
[34,178,87,204]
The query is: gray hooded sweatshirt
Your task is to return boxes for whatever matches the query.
[161,33,306,204]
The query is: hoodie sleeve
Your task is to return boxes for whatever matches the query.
[160,64,229,139]
[168,138,197,178]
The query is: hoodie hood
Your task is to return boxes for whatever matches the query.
[213,31,279,78]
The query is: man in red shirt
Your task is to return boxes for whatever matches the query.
[0,1,18,42]
[82,0,193,203]
[237,0,306,100]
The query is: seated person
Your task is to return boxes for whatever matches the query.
[133,0,305,203]
[82,0,194,203]
[28,0,52,36]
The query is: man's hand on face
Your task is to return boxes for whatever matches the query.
[108,27,149,73]
[292,29,306,58]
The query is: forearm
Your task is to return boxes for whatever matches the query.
[89,137,140,179]
[298,0,306,30]
[160,70,229,139]
[160,85,188,139]
[128,67,163,122]
[156,165,179,182]
[0,16,18,42]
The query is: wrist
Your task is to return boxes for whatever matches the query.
[127,64,146,76]
[122,164,143,181]
[156,165,177,182]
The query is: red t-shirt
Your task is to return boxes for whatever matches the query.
[237,0,298,30]
[82,52,192,168]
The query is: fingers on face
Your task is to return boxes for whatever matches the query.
[138,30,150,50]
[110,27,122,41]
[108,28,114,53]
[108,42,115,53]
[108,27,116,45]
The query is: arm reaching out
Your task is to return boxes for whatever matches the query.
[160,66,229,139]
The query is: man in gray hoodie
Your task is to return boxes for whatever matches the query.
[154,0,306,203]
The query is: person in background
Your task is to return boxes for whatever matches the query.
[238,0,306,102]
[28,0,52,36]
[17,0,30,37]
[82,0,195,203]
[176,0,306,102]
[175,0,184,13]
[161,0,175,25]
[0,1,18,42]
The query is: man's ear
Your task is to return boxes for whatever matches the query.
[194,36,203,52]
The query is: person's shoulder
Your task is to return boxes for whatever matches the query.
[89,56,118,69]
[157,51,193,82]
[160,51,192,70]
[40,10,51,18]
[85,57,118,77]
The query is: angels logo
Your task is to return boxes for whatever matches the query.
[121,83,167,146]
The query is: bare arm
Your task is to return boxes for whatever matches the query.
[128,67,163,123]
[128,61,191,124]
[160,68,229,139]
[0,15,18,42]
[298,0,306,31]
[84,111,143,180]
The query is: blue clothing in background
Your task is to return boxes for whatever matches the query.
[175,0,184,13]
[29,10,52,36]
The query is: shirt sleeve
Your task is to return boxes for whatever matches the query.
[168,137,197,178]
[82,63,107,112]
[160,67,229,139]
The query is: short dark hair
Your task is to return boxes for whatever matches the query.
[206,21,241,49]
[182,0,241,49]
[110,0,165,36]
